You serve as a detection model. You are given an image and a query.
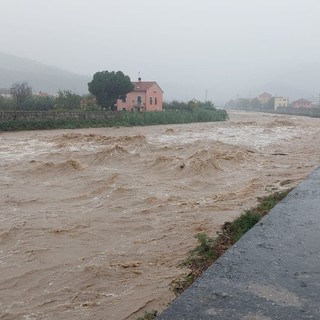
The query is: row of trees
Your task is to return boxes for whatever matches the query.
[225,97,275,110]
[0,82,100,111]
[1,71,218,112]
[163,100,216,111]
[0,71,135,111]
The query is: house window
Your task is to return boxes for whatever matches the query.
[155,97,158,105]
[150,97,153,105]
[137,96,142,105]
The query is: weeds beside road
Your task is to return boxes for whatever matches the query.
[173,189,292,293]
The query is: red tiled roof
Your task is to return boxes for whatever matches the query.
[133,81,163,92]
[292,98,311,104]
[259,92,272,97]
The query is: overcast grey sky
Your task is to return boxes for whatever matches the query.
[1,0,320,102]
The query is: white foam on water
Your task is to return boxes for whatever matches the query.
[149,126,304,149]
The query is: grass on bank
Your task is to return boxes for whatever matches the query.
[172,189,292,294]
[136,310,158,320]
[0,109,228,131]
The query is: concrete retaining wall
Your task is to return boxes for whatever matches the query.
[275,107,320,117]
[228,107,320,118]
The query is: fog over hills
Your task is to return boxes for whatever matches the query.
[0,52,90,95]
[1,51,320,104]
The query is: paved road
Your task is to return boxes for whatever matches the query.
[159,167,320,320]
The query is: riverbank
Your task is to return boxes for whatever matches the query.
[159,167,320,319]
[0,109,228,131]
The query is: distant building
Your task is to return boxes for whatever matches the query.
[258,92,272,104]
[116,78,163,112]
[0,88,12,99]
[34,91,49,97]
[274,97,289,109]
[292,98,312,108]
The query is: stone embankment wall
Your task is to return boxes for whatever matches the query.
[0,111,121,121]
[275,107,320,117]
[228,107,320,118]
[1,108,320,121]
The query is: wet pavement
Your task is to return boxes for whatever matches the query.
[159,167,320,320]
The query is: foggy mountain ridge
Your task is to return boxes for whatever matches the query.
[0,52,90,94]
[1,51,320,103]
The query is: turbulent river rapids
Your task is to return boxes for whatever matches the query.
[1,110,320,319]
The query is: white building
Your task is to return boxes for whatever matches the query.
[0,88,12,99]
[274,97,289,109]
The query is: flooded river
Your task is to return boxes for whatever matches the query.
[1,110,320,319]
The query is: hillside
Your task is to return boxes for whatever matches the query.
[0,52,90,94]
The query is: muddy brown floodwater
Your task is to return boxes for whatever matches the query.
[1,110,320,319]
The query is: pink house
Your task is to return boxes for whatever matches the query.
[116,78,163,112]
[257,92,272,104]
[292,98,312,108]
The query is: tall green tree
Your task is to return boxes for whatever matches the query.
[10,81,32,108]
[88,71,134,110]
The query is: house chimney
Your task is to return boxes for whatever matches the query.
[138,77,141,82]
